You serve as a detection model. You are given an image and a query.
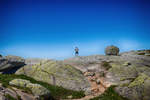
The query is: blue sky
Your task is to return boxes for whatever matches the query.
[0,0,150,59]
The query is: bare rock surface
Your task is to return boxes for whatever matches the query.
[16,60,90,91]
[64,50,150,100]
[0,55,25,73]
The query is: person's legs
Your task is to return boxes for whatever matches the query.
[75,51,79,56]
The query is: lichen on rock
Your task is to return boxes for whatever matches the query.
[129,73,149,87]
[9,79,30,88]
[9,79,51,98]
[16,60,90,91]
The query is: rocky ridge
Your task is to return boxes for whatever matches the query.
[0,50,150,100]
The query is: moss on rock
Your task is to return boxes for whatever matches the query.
[129,73,149,87]
[9,79,30,88]
[9,79,50,97]
[16,60,90,91]
[109,63,138,80]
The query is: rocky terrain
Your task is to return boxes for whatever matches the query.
[0,49,150,100]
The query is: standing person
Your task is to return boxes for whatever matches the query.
[75,47,79,56]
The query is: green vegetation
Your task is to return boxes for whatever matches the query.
[90,86,128,100]
[129,73,149,87]
[5,94,17,100]
[0,74,85,100]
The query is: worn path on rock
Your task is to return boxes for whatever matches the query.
[64,60,112,100]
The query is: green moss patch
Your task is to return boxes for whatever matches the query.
[5,94,18,100]
[129,73,149,87]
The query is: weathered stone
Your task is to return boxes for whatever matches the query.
[143,78,150,100]
[84,88,92,95]
[26,83,50,97]
[9,79,51,98]
[99,71,105,77]
[96,79,101,84]
[105,45,119,56]
[16,60,90,91]
[123,62,131,66]
[0,95,6,100]
[9,79,30,88]
[0,55,25,73]
[84,72,95,77]
[67,95,73,99]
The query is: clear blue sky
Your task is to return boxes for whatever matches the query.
[0,0,150,59]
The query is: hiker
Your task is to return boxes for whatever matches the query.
[75,47,79,56]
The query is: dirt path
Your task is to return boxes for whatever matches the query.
[66,64,111,100]
[63,60,112,100]
[73,72,111,100]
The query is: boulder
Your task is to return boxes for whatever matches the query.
[0,55,25,73]
[123,62,131,66]
[16,60,90,91]
[84,88,92,95]
[26,83,50,97]
[107,62,150,100]
[96,79,101,84]
[9,79,30,88]
[105,45,120,56]
[115,74,150,100]
[9,79,50,98]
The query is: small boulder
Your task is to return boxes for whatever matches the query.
[9,79,51,98]
[84,88,92,95]
[123,62,131,66]
[90,77,97,81]
[84,72,95,77]
[9,79,30,88]
[26,83,50,97]
[67,95,73,99]
[96,79,101,84]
